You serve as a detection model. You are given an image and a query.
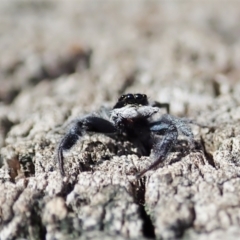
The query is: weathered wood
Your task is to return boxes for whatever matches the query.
[1,1,240,240]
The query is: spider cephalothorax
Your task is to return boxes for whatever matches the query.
[57,93,197,178]
[113,93,148,109]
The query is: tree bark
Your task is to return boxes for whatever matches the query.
[1,1,240,240]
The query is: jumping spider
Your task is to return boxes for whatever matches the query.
[57,93,200,178]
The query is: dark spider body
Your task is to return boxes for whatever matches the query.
[57,93,196,178]
[112,94,153,153]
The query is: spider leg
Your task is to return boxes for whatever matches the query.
[136,119,178,178]
[58,116,116,176]
[151,101,170,113]
[165,115,196,149]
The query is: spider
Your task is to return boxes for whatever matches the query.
[57,93,199,178]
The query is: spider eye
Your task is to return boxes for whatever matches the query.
[134,94,143,100]
[119,94,126,101]
[134,93,148,105]
[126,94,134,100]
[123,94,135,105]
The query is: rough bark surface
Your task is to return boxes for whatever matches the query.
[1,1,240,240]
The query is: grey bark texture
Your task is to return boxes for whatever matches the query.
[1,1,240,240]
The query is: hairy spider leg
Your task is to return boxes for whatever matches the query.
[136,115,196,178]
[167,116,195,149]
[136,119,178,178]
[151,101,170,114]
[57,116,116,176]
[167,117,197,162]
